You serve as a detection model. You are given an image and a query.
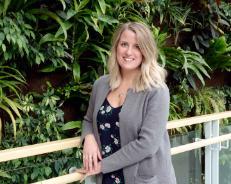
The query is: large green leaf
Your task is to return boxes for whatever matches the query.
[2,96,22,119]
[39,33,64,46]
[98,0,106,14]
[62,121,81,130]
[0,170,11,179]
[74,0,90,12]
[206,36,231,71]
[0,104,17,139]
[29,9,68,40]
[55,22,73,38]
[58,0,66,10]
[73,62,80,82]
[1,0,11,16]
[0,66,26,83]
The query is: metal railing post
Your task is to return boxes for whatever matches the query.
[204,121,212,184]
[211,120,219,184]
[204,120,220,184]
[85,176,96,184]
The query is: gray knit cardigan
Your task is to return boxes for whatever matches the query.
[81,75,177,184]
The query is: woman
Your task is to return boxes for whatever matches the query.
[80,22,176,184]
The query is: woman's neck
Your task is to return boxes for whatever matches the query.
[120,69,140,89]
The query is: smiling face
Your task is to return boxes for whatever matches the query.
[116,29,143,74]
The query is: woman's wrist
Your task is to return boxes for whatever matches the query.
[85,134,94,140]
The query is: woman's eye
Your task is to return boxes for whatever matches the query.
[121,42,127,47]
[135,45,140,49]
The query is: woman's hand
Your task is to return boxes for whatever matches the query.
[77,162,102,183]
[83,134,102,172]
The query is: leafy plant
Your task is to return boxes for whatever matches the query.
[193,87,226,116]
[18,89,64,143]
[142,0,191,45]
[151,25,169,67]
[62,0,143,83]
[0,86,82,183]
[62,120,82,134]
[0,11,36,63]
[223,85,231,111]
[185,0,231,53]
[169,80,194,134]
[151,24,211,88]
[0,0,70,72]
[205,36,231,71]
[0,66,26,140]
[169,80,194,120]
[164,47,211,88]
[169,80,227,135]
[0,170,11,179]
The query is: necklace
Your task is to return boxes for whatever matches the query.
[118,91,127,98]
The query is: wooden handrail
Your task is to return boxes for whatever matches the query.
[167,111,231,129]
[171,133,231,155]
[31,172,84,184]
[0,137,81,162]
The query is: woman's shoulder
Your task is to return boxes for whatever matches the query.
[148,83,169,92]
[93,74,109,89]
[146,83,169,99]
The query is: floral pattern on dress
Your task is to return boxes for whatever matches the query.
[97,98,125,184]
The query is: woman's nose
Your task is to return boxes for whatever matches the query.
[126,46,132,55]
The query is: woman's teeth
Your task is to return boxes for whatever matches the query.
[124,58,133,61]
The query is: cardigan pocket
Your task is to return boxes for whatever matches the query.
[134,175,158,184]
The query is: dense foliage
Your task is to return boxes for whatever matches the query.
[0,0,230,183]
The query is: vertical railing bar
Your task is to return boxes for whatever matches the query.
[204,121,212,184]
[211,120,219,184]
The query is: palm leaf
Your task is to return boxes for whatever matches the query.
[98,0,106,14]
[74,0,90,12]
[0,66,26,83]
[58,0,66,10]
[0,81,21,98]
[73,62,80,82]
[2,96,22,119]
[187,65,205,86]
[0,104,17,139]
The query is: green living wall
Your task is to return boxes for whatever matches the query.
[0,0,230,183]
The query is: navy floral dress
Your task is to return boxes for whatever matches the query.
[97,98,125,184]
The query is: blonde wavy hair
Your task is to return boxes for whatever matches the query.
[108,22,167,92]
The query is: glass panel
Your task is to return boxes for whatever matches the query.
[219,124,231,184]
[170,130,203,184]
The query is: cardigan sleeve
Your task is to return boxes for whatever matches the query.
[79,81,97,146]
[101,86,170,173]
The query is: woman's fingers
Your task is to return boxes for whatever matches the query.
[82,134,102,172]
[76,168,88,183]
[83,155,85,169]
[84,153,101,171]
[93,153,98,170]
[88,155,93,171]
[76,168,87,174]
[84,153,98,172]
[83,154,89,170]
[97,149,102,160]
[76,161,102,183]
